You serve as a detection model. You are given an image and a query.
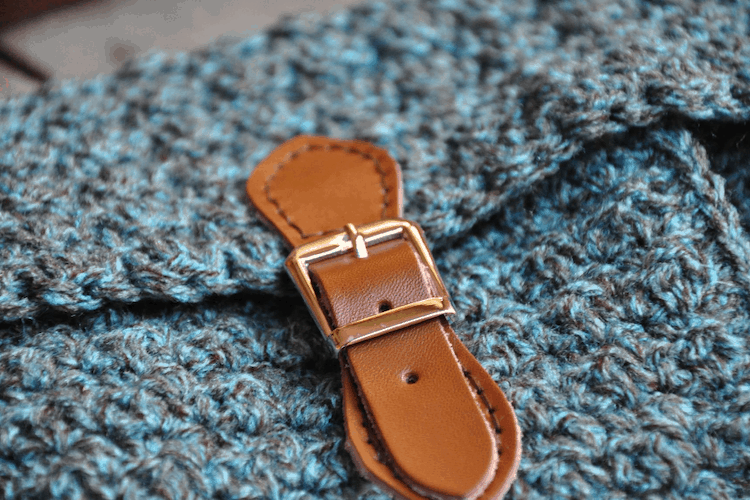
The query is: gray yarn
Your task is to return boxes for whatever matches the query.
[1,0,750,498]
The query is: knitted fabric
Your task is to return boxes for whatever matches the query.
[1,0,749,498]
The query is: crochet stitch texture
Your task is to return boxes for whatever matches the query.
[1,0,750,498]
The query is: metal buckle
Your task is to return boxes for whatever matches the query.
[285,218,455,353]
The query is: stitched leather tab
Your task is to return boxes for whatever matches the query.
[246,136,521,500]
[309,239,498,498]
[341,321,522,500]
[246,135,402,248]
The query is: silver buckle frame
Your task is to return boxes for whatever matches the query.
[285,218,455,353]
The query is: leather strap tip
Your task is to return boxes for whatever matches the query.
[340,326,523,500]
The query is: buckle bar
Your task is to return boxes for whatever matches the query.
[285,219,455,353]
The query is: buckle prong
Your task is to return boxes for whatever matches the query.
[344,223,368,259]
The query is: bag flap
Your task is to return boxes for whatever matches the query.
[1,1,749,322]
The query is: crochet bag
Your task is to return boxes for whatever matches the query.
[1,1,749,498]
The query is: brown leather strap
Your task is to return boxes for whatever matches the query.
[246,136,521,500]
[309,241,498,498]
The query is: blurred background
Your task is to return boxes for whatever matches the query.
[0,0,360,96]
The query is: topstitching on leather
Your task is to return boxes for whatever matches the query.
[263,141,392,239]
[350,346,504,498]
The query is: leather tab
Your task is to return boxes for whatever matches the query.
[246,135,402,248]
[309,238,498,498]
[246,136,521,499]
[342,322,522,500]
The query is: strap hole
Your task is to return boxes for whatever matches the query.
[403,372,419,384]
[378,301,392,313]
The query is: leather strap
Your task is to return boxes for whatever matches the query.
[246,136,521,499]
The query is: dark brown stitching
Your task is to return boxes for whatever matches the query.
[463,369,505,456]
[352,372,387,465]
[263,142,391,239]
[356,366,505,491]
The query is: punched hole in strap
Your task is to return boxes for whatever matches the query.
[402,371,419,384]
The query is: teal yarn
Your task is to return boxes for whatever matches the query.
[1,1,750,498]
